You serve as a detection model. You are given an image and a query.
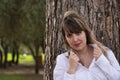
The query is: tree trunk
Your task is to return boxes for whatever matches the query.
[0,50,3,67]
[26,39,40,74]
[34,39,40,74]
[12,41,19,65]
[116,0,120,63]
[45,0,120,80]
[2,43,8,68]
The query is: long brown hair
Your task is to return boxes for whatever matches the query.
[61,10,108,56]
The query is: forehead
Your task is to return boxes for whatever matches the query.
[63,20,84,34]
[63,25,83,34]
[64,29,82,35]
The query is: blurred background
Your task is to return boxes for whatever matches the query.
[0,0,45,80]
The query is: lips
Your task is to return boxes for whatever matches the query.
[74,43,80,47]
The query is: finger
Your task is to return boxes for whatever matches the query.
[92,44,97,48]
[70,51,76,55]
[94,45,101,51]
[73,56,79,61]
[93,47,102,55]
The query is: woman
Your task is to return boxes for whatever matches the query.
[53,10,120,80]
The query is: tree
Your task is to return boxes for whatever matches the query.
[45,0,120,80]
[0,0,45,73]
[0,0,24,67]
[21,0,45,74]
[0,50,3,67]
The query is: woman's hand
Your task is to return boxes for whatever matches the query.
[67,51,79,74]
[93,45,103,60]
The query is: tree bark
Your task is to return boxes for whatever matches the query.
[116,0,120,63]
[0,50,3,67]
[45,0,120,80]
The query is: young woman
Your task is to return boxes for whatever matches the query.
[53,10,120,80]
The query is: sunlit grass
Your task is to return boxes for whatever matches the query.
[19,54,34,64]
[7,53,12,61]
[7,53,34,65]
[6,53,44,65]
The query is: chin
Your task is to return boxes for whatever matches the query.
[74,47,82,51]
[77,46,84,50]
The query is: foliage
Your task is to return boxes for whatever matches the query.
[0,0,45,48]
[20,0,45,44]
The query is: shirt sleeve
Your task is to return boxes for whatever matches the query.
[95,50,120,80]
[53,54,75,80]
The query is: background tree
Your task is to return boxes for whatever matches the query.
[20,0,45,74]
[0,0,24,67]
[0,0,45,74]
[45,0,120,80]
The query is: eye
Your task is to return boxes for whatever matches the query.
[76,33,80,35]
[66,33,72,38]
[75,31,82,35]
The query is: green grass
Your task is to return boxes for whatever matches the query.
[6,53,44,65]
[19,54,34,64]
[0,53,44,80]
[6,53,34,64]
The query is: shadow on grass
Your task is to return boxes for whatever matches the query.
[0,74,43,80]
[0,64,43,80]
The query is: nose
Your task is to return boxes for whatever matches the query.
[72,34,78,42]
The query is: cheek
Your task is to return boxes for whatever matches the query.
[81,33,87,42]
[83,35,87,40]
[83,36,87,43]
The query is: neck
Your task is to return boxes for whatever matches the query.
[78,45,90,56]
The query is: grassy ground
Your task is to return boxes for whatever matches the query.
[0,64,43,80]
[7,53,44,65]
[0,53,44,80]
[0,66,43,80]
[0,74,42,80]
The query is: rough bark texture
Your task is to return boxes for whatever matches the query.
[116,0,120,63]
[45,0,120,80]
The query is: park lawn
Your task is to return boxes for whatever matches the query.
[0,74,42,80]
[7,53,44,65]
[19,54,35,64]
[0,53,44,80]
[7,53,35,65]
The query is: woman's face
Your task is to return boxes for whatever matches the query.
[65,31,87,51]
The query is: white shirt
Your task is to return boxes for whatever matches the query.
[53,49,120,80]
